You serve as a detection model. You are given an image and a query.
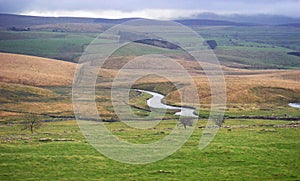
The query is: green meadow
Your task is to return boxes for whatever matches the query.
[0,120,299,180]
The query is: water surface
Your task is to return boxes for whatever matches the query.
[136,89,197,117]
[288,103,300,108]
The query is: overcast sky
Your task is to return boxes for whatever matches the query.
[0,0,299,19]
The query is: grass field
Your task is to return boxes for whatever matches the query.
[195,26,300,50]
[194,26,300,68]
[0,120,299,180]
[0,31,95,62]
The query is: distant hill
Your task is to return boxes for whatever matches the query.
[1,13,300,30]
[277,23,300,27]
[175,19,253,26]
[94,17,141,24]
[0,14,299,69]
[0,14,95,29]
[0,14,256,30]
[0,14,141,30]
[192,13,300,25]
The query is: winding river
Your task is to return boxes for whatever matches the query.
[135,90,300,117]
[136,89,198,117]
[288,103,300,109]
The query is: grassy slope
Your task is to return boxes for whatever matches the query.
[146,65,300,105]
[0,31,95,62]
[0,53,77,121]
[195,26,300,68]
[1,25,300,68]
[0,52,76,86]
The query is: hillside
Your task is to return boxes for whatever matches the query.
[0,52,76,86]
[0,14,252,30]
[0,14,97,30]
[0,14,299,68]
[193,13,300,25]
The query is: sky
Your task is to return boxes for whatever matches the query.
[0,0,299,19]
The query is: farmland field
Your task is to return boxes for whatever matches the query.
[1,120,299,180]
[0,31,95,62]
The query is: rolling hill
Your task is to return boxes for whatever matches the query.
[0,52,76,86]
[0,13,254,31]
[1,14,299,69]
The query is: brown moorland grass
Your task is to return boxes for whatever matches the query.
[0,52,299,119]
[96,55,300,109]
[0,52,76,86]
[165,69,300,108]
[0,82,59,103]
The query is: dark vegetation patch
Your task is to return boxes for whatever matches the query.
[0,89,46,103]
[118,31,182,50]
[118,31,155,42]
[134,39,181,50]
[287,52,300,57]
[43,86,72,100]
[7,27,30,31]
[251,86,300,104]
[132,81,186,95]
[203,40,218,49]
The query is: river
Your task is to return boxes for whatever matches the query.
[136,89,198,117]
[288,103,300,108]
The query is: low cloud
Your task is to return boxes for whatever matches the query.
[2,0,300,19]
[22,9,204,20]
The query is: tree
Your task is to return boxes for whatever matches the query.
[21,115,42,134]
[204,40,218,49]
[178,118,194,129]
[214,115,225,127]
